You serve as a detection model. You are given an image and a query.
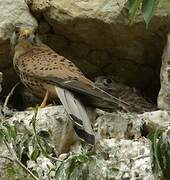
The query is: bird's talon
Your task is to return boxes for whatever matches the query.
[26,103,52,111]
[39,90,49,108]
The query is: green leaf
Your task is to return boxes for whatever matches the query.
[157,133,170,178]
[32,170,39,178]
[3,122,11,133]
[31,148,40,161]
[3,122,17,140]
[39,137,53,155]
[7,166,17,178]
[6,164,29,179]
[0,127,8,140]
[147,130,161,175]
[128,0,141,20]
[55,154,95,179]
[142,0,160,26]
[30,105,39,132]
[10,125,17,140]
[32,136,38,149]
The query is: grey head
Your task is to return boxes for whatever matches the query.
[10,24,41,50]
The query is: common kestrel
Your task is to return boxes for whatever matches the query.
[95,76,157,113]
[10,25,128,145]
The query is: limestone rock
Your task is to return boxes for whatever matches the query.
[139,110,170,132]
[6,106,170,156]
[0,142,11,180]
[97,109,170,140]
[27,155,55,179]
[158,33,170,110]
[2,106,169,179]
[0,141,34,179]
[55,138,154,180]
[0,72,3,94]
[8,106,78,155]
[0,0,37,41]
[29,0,50,12]
[97,111,142,139]
[95,138,154,180]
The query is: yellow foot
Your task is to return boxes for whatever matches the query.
[26,104,52,111]
[39,90,49,108]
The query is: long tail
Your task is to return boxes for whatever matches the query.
[55,86,95,145]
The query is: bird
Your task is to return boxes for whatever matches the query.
[10,24,129,146]
[95,76,157,113]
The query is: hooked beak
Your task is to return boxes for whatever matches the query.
[19,29,31,40]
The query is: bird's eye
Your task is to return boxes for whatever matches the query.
[15,29,19,34]
[106,78,112,84]
[15,27,19,34]
[34,28,38,35]
[103,78,112,86]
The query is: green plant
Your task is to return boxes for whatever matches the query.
[0,107,60,180]
[148,130,170,179]
[55,153,96,180]
[0,120,39,180]
[30,106,59,162]
[128,0,160,26]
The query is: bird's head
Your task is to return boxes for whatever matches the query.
[11,25,39,48]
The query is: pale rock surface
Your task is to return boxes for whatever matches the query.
[0,72,3,94]
[0,142,12,180]
[158,33,170,110]
[139,110,170,132]
[97,111,142,139]
[0,0,37,41]
[2,106,170,179]
[97,110,170,139]
[95,138,154,180]
[8,106,78,155]
[53,138,154,180]
[0,72,3,118]
[27,155,55,179]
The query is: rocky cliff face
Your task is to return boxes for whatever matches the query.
[1,0,170,100]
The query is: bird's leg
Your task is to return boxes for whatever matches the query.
[39,90,49,108]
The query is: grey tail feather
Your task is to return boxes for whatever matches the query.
[73,126,95,145]
[55,86,95,145]
[43,76,131,109]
